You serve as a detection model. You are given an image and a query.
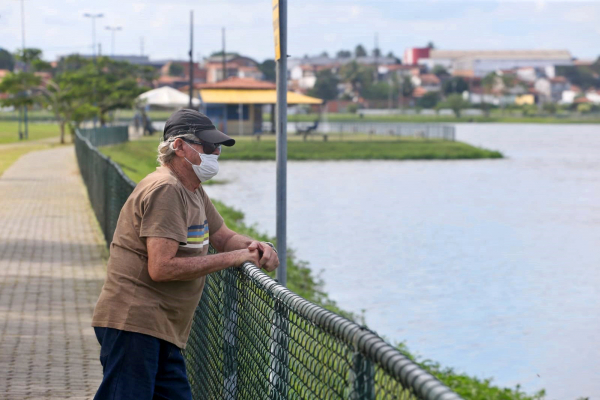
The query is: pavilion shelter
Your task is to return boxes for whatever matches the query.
[181,77,322,135]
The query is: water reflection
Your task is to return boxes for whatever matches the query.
[205,124,600,399]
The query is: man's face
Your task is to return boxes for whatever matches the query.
[177,139,221,167]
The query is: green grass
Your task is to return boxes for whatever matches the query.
[101,134,502,164]
[282,112,600,124]
[0,121,61,144]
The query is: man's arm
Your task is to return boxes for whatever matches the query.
[147,236,260,282]
[210,223,279,272]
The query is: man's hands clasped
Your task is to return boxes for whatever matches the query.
[238,241,279,272]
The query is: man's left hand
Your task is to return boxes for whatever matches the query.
[247,241,279,273]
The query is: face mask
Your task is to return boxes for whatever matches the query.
[182,141,219,182]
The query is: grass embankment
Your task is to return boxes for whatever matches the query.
[102,134,501,166]
[282,112,600,124]
[98,139,550,399]
[0,122,63,176]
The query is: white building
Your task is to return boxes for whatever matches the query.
[419,50,573,78]
[534,76,570,102]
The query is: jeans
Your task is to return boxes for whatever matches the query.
[94,327,192,400]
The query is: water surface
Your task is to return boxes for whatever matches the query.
[205,124,600,399]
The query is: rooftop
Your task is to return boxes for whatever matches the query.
[429,49,572,61]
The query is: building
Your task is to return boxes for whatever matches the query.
[183,77,322,135]
[403,47,431,65]
[411,74,441,92]
[534,76,570,102]
[288,55,400,91]
[204,54,263,83]
[418,50,573,78]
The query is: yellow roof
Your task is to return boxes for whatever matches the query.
[198,89,322,105]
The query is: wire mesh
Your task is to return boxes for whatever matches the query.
[75,127,462,400]
[186,262,461,400]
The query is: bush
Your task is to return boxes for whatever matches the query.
[346,103,358,114]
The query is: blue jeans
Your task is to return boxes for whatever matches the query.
[94,327,192,400]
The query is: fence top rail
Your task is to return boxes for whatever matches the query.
[240,262,462,400]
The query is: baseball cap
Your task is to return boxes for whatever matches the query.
[163,109,235,146]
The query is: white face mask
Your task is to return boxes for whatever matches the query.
[182,141,219,182]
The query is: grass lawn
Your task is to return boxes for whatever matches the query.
[0,121,61,144]
[100,134,501,175]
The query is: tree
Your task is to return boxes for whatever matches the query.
[416,91,440,108]
[0,48,15,71]
[308,69,339,101]
[258,59,276,82]
[336,50,352,58]
[442,93,469,118]
[355,44,367,58]
[427,41,436,49]
[432,65,449,78]
[319,51,329,58]
[168,63,184,77]
[543,102,557,115]
[481,72,498,116]
[372,48,381,57]
[400,76,414,98]
[362,81,395,100]
[15,48,43,66]
[340,61,374,97]
[443,77,468,95]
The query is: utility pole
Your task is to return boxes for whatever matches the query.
[221,27,226,81]
[274,0,288,286]
[105,25,122,56]
[374,32,379,82]
[188,10,194,109]
[84,13,103,128]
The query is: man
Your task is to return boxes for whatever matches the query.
[91,109,279,399]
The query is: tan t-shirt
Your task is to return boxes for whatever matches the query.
[92,166,223,348]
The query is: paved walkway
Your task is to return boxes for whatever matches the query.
[0,146,105,399]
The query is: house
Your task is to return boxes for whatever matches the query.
[534,76,570,102]
[586,90,600,105]
[181,77,322,135]
[204,54,263,83]
[411,74,441,92]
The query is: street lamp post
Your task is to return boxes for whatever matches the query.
[83,13,104,59]
[105,25,122,57]
[84,13,103,128]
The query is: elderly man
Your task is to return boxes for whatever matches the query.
[91,109,279,399]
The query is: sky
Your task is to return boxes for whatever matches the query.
[0,0,598,63]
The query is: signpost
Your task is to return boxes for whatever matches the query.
[273,0,287,286]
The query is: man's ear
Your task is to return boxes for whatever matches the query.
[171,138,184,154]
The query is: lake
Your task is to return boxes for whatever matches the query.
[204,124,600,399]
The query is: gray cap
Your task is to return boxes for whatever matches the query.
[163,109,235,146]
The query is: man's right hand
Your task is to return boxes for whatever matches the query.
[236,248,261,266]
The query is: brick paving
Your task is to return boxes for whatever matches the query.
[0,146,105,399]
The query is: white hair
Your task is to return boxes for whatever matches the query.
[156,133,198,166]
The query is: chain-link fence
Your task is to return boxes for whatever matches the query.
[78,125,129,147]
[75,127,135,244]
[75,127,462,400]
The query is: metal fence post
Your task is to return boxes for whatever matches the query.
[351,352,375,400]
[268,300,290,400]
[223,269,240,399]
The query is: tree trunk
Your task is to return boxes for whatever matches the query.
[59,121,66,144]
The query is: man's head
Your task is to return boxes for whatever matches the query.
[157,109,235,185]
